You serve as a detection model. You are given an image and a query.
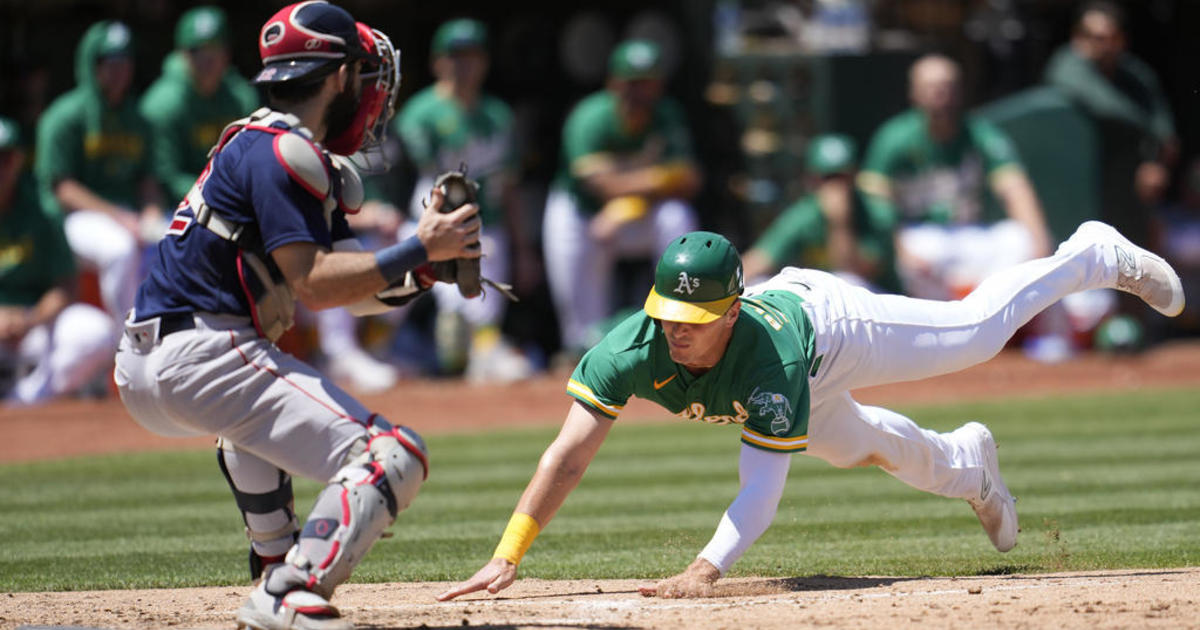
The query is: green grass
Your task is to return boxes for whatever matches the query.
[2,387,1198,591]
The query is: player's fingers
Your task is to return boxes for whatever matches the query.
[426,187,445,212]
[436,580,480,601]
[459,212,482,233]
[637,584,658,597]
[445,202,479,223]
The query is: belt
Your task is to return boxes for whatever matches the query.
[156,313,196,340]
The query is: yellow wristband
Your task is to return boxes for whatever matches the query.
[599,195,649,223]
[650,164,691,191]
[492,512,541,565]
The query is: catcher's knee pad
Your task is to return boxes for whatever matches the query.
[264,424,428,599]
[216,438,300,577]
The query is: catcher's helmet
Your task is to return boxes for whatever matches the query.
[253,1,368,85]
[325,21,401,159]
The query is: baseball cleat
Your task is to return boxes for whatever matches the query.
[963,421,1018,552]
[236,583,352,630]
[1078,221,1185,317]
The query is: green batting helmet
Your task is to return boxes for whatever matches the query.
[644,231,743,324]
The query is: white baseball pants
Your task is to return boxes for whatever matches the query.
[115,313,372,480]
[116,312,418,563]
[897,219,1034,300]
[543,188,698,350]
[4,303,115,405]
[63,210,141,322]
[750,222,1117,498]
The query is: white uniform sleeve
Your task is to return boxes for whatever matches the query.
[697,443,792,575]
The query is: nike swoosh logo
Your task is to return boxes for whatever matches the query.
[653,374,677,390]
[980,473,992,501]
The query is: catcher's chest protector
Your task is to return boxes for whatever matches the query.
[182,108,365,342]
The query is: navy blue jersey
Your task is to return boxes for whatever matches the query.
[134,118,352,320]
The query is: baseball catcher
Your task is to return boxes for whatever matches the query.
[114,3,481,629]
[440,222,1184,601]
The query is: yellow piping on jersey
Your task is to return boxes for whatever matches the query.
[567,380,623,418]
[740,426,809,452]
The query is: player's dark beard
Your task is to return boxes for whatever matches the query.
[324,81,361,145]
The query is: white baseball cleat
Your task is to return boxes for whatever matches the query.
[963,421,1018,553]
[1078,221,1185,317]
[328,348,399,394]
[236,584,352,630]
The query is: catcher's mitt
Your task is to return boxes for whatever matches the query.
[432,168,518,302]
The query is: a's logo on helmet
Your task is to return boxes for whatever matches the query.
[262,21,285,47]
[674,271,700,295]
[304,37,323,50]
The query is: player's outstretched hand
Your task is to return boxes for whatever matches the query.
[637,558,720,599]
[436,557,517,602]
[418,187,482,262]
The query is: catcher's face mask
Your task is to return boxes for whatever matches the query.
[327,22,401,171]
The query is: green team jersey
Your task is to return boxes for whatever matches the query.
[858,108,1022,225]
[35,23,153,216]
[395,86,515,226]
[753,190,901,293]
[554,91,694,215]
[568,290,817,453]
[0,172,76,306]
[139,52,259,202]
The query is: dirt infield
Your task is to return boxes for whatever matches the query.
[3,342,1199,629]
[2,569,1198,629]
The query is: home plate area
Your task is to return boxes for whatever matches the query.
[4,568,1198,630]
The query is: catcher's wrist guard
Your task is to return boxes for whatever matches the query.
[375,237,428,285]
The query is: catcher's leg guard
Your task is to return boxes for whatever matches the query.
[262,423,428,599]
[217,438,301,579]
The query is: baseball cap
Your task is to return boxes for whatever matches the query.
[644,231,744,324]
[431,18,487,56]
[0,116,20,151]
[609,39,662,80]
[95,21,134,59]
[806,134,857,175]
[176,5,229,50]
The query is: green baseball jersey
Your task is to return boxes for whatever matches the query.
[568,290,816,453]
[858,109,1022,225]
[752,190,901,293]
[140,52,259,202]
[554,90,694,215]
[35,92,151,216]
[35,22,152,216]
[0,173,76,306]
[395,86,515,226]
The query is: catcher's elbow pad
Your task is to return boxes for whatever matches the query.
[263,424,428,599]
